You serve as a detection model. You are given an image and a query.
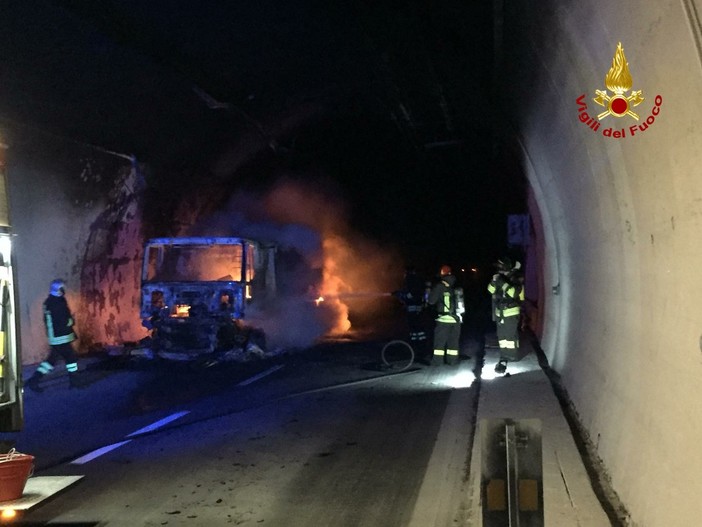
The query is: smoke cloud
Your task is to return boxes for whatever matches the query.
[188,175,403,351]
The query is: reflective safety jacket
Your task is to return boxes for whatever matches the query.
[428,274,460,324]
[487,274,524,319]
[44,295,76,345]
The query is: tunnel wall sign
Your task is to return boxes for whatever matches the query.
[481,418,544,527]
[507,214,529,247]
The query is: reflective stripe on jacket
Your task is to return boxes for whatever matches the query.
[436,290,457,323]
[488,275,524,319]
[429,276,459,324]
[44,295,76,346]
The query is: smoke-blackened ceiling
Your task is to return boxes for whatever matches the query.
[0,0,525,267]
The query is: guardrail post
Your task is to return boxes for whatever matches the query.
[481,418,544,526]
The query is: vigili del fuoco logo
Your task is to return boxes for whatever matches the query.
[576,42,662,138]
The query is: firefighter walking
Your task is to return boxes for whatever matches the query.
[427,265,463,366]
[487,258,525,374]
[25,279,85,392]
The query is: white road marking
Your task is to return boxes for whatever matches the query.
[287,368,420,397]
[68,366,283,465]
[70,411,192,464]
[70,440,132,465]
[237,364,284,386]
[126,410,191,438]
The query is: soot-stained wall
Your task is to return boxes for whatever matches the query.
[502,0,702,524]
[6,128,147,364]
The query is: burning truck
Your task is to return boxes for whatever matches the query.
[138,237,277,361]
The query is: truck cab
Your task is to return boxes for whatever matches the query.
[140,237,276,360]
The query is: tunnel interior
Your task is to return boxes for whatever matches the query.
[3,1,702,525]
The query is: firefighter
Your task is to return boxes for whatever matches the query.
[487,258,525,374]
[394,266,430,362]
[25,279,84,392]
[427,265,462,366]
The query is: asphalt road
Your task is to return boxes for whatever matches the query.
[3,338,482,526]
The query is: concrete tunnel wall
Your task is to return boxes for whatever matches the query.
[502,0,702,525]
[5,129,147,364]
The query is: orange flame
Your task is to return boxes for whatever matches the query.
[264,178,401,337]
[318,235,352,333]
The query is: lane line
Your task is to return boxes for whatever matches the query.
[70,440,132,465]
[70,411,192,464]
[126,410,191,438]
[67,365,283,465]
[286,368,420,397]
[237,364,284,386]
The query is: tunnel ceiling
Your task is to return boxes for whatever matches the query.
[0,0,526,264]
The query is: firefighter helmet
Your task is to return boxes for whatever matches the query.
[49,279,66,296]
[495,257,512,272]
[439,265,452,276]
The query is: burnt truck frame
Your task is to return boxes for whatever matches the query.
[140,237,276,360]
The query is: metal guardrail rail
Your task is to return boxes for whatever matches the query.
[481,418,544,527]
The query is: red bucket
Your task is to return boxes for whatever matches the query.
[0,449,35,502]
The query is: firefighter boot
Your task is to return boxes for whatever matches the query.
[431,354,444,367]
[25,372,45,393]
